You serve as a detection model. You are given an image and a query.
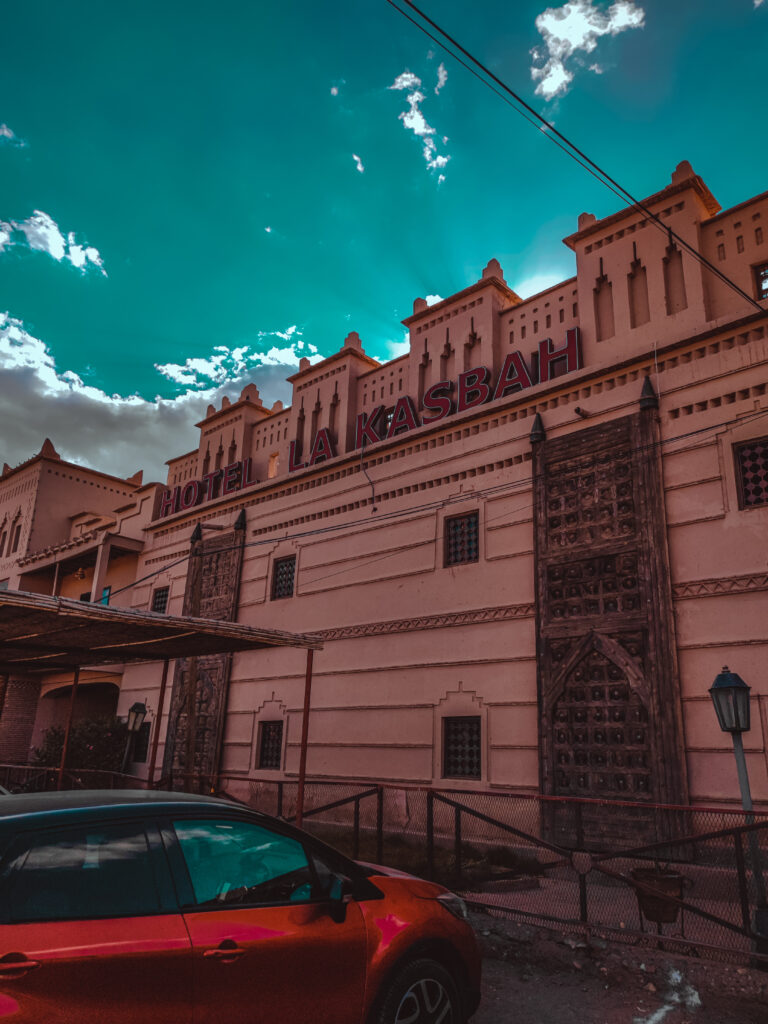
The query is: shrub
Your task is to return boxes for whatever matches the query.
[33,717,129,773]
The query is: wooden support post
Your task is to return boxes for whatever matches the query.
[146,659,170,789]
[58,666,80,791]
[295,648,315,828]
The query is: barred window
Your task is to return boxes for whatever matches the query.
[444,512,479,566]
[443,717,481,779]
[735,437,768,509]
[258,721,284,770]
[755,263,768,301]
[272,556,296,600]
[151,586,170,613]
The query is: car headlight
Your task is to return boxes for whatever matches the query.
[436,892,469,922]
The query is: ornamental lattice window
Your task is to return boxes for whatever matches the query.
[735,437,768,509]
[151,586,170,613]
[271,556,296,599]
[444,512,479,566]
[443,716,481,779]
[258,721,284,770]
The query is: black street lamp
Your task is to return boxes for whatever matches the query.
[121,701,147,774]
[709,667,767,935]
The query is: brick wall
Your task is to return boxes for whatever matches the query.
[0,675,41,763]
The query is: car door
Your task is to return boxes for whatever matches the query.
[0,818,193,1024]
[169,815,368,1024]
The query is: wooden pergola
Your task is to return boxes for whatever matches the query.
[0,591,322,821]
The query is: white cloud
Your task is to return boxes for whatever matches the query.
[755,0,764,7]
[531,1,645,100]
[388,69,451,179]
[425,294,443,306]
[3,210,106,274]
[0,123,26,148]
[435,63,448,94]
[378,331,410,360]
[0,312,315,480]
[330,86,339,96]
[352,153,365,173]
[155,327,321,389]
[264,225,272,233]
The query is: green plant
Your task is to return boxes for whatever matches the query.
[33,717,129,773]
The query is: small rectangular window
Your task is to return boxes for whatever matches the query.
[736,235,744,254]
[717,243,725,261]
[100,586,111,606]
[10,525,21,554]
[755,263,768,301]
[0,580,8,591]
[151,586,169,613]
[272,556,296,599]
[444,512,479,566]
[735,436,768,509]
[79,591,91,602]
[443,716,481,779]
[132,721,151,763]
[258,721,284,770]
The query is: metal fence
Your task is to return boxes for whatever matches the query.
[215,776,768,966]
[3,765,766,965]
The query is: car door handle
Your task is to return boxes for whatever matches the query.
[0,954,41,978]
[203,941,245,962]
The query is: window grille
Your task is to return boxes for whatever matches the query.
[444,512,479,566]
[735,437,768,508]
[272,556,296,599]
[258,721,284,770]
[443,717,481,779]
[151,586,170,613]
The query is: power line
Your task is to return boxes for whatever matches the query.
[108,402,768,600]
[384,0,765,314]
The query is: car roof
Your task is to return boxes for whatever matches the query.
[0,789,238,823]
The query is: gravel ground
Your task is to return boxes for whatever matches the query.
[468,910,768,1024]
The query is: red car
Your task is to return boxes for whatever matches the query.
[0,791,481,1022]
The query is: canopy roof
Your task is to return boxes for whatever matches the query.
[0,590,320,673]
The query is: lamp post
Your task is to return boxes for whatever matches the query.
[121,701,147,774]
[709,667,767,936]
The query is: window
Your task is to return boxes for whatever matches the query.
[100,586,111,606]
[258,721,284,770]
[443,717,481,779]
[271,555,296,599]
[10,524,21,554]
[0,580,8,591]
[132,721,151,763]
[0,531,6,557]
[735,437,768,509]
[173,818,314,906]
[79,591,91,602]
[444,512,479,566]
[755,263,768,301]
[151,586,169,613]
[0,823,160,922]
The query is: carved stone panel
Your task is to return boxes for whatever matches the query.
[162,527,245,784]
[533,408,688,847]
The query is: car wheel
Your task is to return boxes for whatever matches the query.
[374,958,463,1024]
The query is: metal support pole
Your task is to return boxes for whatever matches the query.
[185,534,203,792]
[58,666,80,791]
[732,732,767,909]
[146,659,170,789]
[295,648,315,829]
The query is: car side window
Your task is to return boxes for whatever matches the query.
[0,822,160,923]
[173,819,315,908]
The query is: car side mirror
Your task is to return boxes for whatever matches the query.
[326,874,351,924]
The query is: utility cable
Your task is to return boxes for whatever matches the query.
[385,0,765,314]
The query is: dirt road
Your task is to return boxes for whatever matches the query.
[469,911,768,1024]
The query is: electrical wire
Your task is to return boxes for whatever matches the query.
[106,402,768,600]
[384,0,765,314]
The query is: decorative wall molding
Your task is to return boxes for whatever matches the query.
[320,602,534,642]
[673,572,768,600]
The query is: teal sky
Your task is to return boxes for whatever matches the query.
[1,1,767,479]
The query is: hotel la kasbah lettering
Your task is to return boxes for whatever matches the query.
[157,329,583,514]
[2,163,768,818]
